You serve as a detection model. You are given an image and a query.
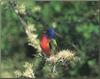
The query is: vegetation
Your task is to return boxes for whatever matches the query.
[1,0,99,78]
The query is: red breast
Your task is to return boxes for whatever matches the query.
[40,34,51,56]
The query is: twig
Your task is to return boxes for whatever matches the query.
[9,1,27,32]
[9,1,32,37]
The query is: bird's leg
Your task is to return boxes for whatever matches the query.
[52,64,56,73]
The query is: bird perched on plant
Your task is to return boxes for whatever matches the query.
[40,28,58,57]
[39,28,58,74]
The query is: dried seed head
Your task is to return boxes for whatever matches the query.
[56,49,75,61]
[47,49,77,64]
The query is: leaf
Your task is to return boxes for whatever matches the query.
[88,59,96,67]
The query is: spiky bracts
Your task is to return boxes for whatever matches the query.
[47,49,79,64]
[15,62,35,78]
[26,24,41,52]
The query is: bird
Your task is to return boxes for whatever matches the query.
[40,32,51,57]
[39,28,58,73]
[40,28,58,57]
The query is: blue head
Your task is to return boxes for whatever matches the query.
[46,28,55,39]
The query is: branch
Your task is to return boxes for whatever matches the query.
[9,1,26,28]
[9,1,33,37]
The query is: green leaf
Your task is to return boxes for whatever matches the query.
[88,59,96,67]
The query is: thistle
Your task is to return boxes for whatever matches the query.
[14,62,35,78]
[47,49,78,65]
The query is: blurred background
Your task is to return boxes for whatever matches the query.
[1,0,99,78]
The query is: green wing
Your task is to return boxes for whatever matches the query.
[49,39,57,54]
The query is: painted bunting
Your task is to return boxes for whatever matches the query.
[40,28,58,57]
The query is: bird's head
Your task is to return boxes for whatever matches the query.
[46,28,55,39]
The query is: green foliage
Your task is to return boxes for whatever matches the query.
[76,23,99,39]
[1,0,99,78]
